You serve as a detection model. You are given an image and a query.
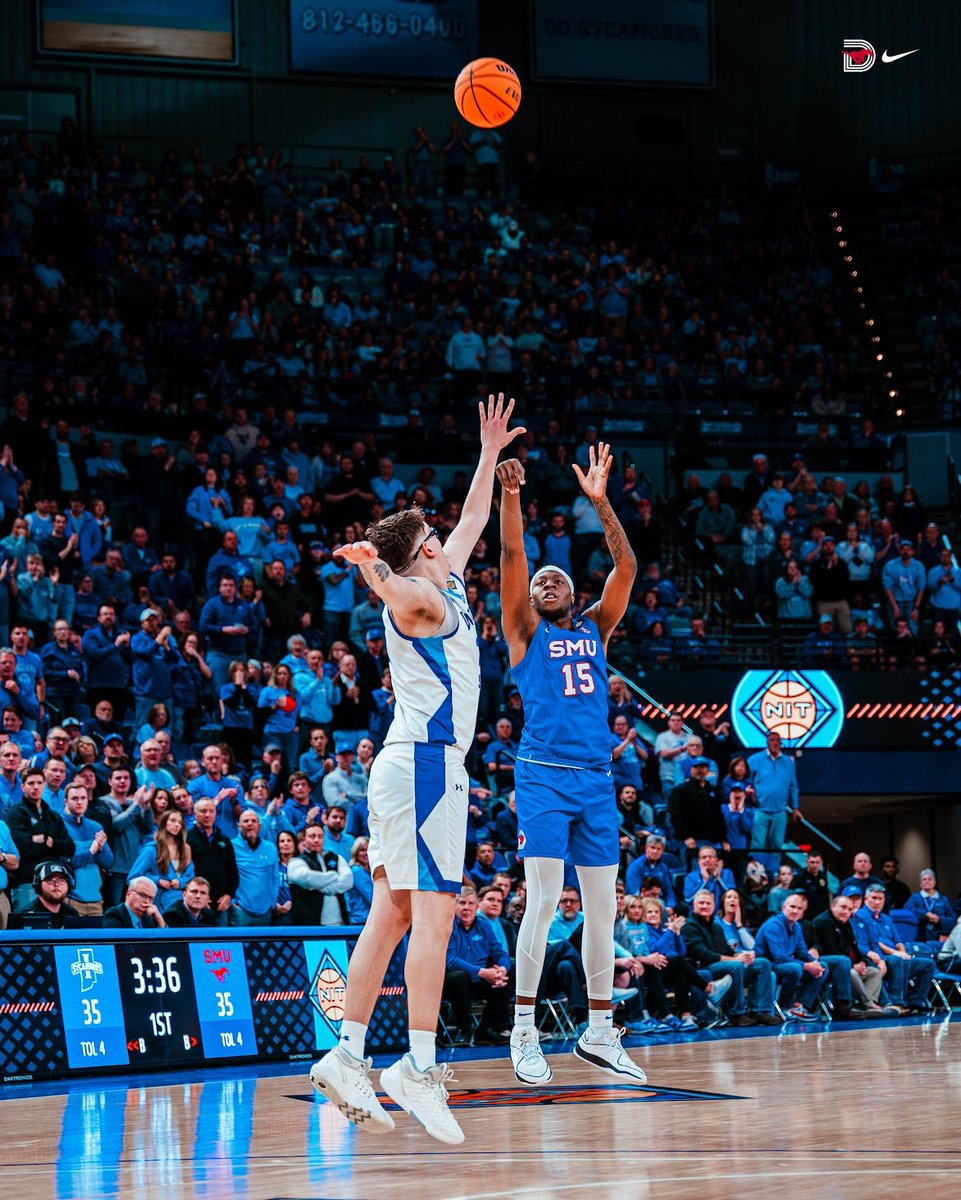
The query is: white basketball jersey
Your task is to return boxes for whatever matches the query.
[383,573,480,756]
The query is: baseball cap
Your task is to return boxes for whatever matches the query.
[62,717,81,728]
[822,533,836,544]
[899,540,914,549]
[842,886,863,898]
[151,437,167,448]
[263,743,283,754]
[335,737,357,755]
[34,860,74,885]
[690,756,710,768]
[745,862,768,882]
[819,614,834,626]
[103,733,125,747]
[309,541,327,551]
[365,624,385,640]
[247,659,262,671]
[139,608,159,621]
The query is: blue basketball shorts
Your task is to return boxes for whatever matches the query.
[514,758,619,868]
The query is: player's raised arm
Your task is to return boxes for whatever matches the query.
[575,442,637,644]
[496,458,539,665]
[443,393,525,577]
[330,541,446,639]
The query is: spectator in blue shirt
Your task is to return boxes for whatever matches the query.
[148,553,196,618]
[200,575,257,691]
[443,890,513,1042]
[0,815,20,924]
[881,541,926,634]
[853,884,936,1010]
[230,809,280,925]
[747,733,801,872]
[130,609,179,730]
[624,835,677,907]
[754,894,828,1020]
[904,869,956,943]
[127,809,195,914]
[927,548,961,619]
[347,837,373,923]
[81,604,131,718]
[683,845,736,905]
[40,619,84,719]
[205,530,257,597]
[611,716,649,792]
[319,553,359,645]
[61,781,113,914]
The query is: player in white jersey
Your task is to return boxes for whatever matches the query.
[311,395,522,1144]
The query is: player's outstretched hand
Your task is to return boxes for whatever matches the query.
[479,392,525,452]
[332,540,379,565]
[496,457,526,495]
[572,440,614,501]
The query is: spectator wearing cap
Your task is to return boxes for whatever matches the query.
[927,547,961,621]
[200,575,257,692]
[882,540,926,635]
[853,883,936,1012]
[348,587,384,648]
[803,614,848,666]
[322,739,368,813]
[904,869,955,943]
[669,757,725,864]
[356,624,388,693]
[81,604,131,719]
[747,732,801,874]
[130,609,179,731]
[808,533,851,632]
[140,438,182,547]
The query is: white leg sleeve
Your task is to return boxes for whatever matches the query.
[575,863,619,1001]
[514,857,566,998]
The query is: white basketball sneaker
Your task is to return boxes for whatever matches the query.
[573,1026,648,1084]
[381,1054,465,1145]
[510,1025,554,1086]
[310,1045,395,1133]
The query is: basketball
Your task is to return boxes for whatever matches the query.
[454,57,521,129]
[316,967,346,1022]
[760,679,818,741]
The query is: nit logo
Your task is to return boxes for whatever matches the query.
[70,948,104,993]
[309,949,347,1033]
[843,41,919,72]
[731,669,844,750]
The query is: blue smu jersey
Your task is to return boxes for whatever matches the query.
[512,616,611,769]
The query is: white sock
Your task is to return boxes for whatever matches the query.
[409,1028,436,1072]
[339,1020,368,1060]
[586,1008,614,1040]
[514,1004,536,1029]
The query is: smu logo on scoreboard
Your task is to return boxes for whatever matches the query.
[731,670,844,750]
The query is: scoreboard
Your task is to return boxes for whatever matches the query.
[2,929,406,1083]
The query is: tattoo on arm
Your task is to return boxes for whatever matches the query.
[595,498,634,566]
[372,562,391,582]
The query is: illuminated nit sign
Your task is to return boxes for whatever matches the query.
[731,670,844,749]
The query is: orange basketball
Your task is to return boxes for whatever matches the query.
[316,967,346,1022]
[760,679,818,741]
[454,57,521,129]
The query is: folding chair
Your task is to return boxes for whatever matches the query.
[537,992,579,1040]
[931,966,961,1011]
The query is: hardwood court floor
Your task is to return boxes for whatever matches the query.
[4,1019,961,1200]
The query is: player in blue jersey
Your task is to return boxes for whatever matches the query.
[310,395,521,1145]
[496,445,646,1087]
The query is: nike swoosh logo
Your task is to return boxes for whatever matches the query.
[881,49,919,63]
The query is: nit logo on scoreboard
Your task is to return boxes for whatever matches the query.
[731,670,844,750]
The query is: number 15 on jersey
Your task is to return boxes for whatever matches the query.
[561,661,596,697]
